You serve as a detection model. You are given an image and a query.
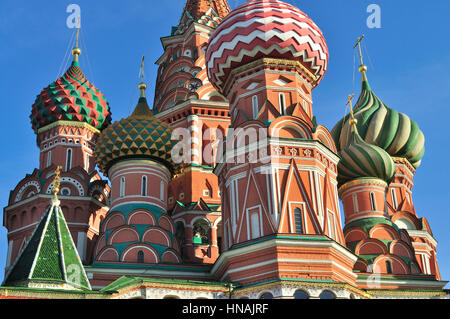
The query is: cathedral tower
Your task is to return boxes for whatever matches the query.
[153,0,232,264]
[4,41,111,273]
[207,0,355,286]
[91,80,182,286]
[332,46,442,282]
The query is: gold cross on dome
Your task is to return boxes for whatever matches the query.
[139,56,145,83]
[353,34,365,66]
[52,166,62,200]
[346,94,358,127]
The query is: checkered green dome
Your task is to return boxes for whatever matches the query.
[94,96,176,176]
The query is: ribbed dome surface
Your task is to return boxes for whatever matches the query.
[338,124,395,186]
[332,80,425,169]
[30,61,111,132]
[206,0,329,93]
[94,97,176,176]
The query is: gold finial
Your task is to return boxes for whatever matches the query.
[353,35,367,80]
[138,56,147,97]
[52,166,63,201]
[346,94,358,130]
[72,17,82,62]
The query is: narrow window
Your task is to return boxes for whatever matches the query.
[250,213,260,239]
[252,95,259,119]
[328,214,335,239]
[141,176,147,196]
[294,208,303,234]
[137,250,144,263]
[160,181,165,201]
[47,150,52,168]
[120,177,126,198]
[391,189,398,210]
[279,93,286,115]
[66,148,72,171]
[85,153,90,172]
[352,194,359,213]
[386,260,393,274]
[370,192,377,211]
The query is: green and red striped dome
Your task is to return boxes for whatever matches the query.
[30,61,112,132]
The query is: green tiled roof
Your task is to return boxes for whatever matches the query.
[3,200,91,291]
[101,276,230,293]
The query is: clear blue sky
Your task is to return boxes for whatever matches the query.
[0,0,449,287]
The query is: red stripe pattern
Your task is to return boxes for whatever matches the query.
[206,0,329,93]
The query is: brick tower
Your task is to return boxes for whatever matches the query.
[3,44,112,273]
[153,0,232,264]
[207,0,356,286]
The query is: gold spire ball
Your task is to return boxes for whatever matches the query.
[354,35,367,79]
[138,56,147,97]
[72,17,82,62]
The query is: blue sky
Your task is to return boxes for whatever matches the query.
[0,0,449,287]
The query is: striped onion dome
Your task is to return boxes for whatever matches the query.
[206,0,329,93]
[332,78,425,169]
[31,59,111,133]
[338,121,395,186]
[94,84,176,177]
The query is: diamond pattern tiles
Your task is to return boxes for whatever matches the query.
[94,98,177,176]
[30,61,112,133]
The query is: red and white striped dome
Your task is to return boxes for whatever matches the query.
[206,0,329,93]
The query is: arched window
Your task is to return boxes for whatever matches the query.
[252,95,259,119]
[386,260,393,274]
[279,93,286,115]
[370,192,377,211]
[142,176,147,196]
[120,177,126,198]
[137,250,144,263]
[294,290,309,299]
[294,208,303,234]
[66,148,72,171]
[260,292,273,299]
[193,219,210,244]
[319,290,336,299]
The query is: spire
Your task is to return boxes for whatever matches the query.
[72,17,82,63]
[131,56,154,118]
[2,167,91,291]
[353,34,368,83]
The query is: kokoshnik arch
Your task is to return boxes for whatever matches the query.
[0,0,447,299]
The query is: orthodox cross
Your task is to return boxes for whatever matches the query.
[353,34,365,66]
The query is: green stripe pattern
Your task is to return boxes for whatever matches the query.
[332,80,425,168]
[338,126,395,186]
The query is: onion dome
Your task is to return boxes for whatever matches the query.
[332,71,425,169]
[94,83,176,177]
[338,119,395,186]
[30,47,112,133]
[206,0,329,93]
